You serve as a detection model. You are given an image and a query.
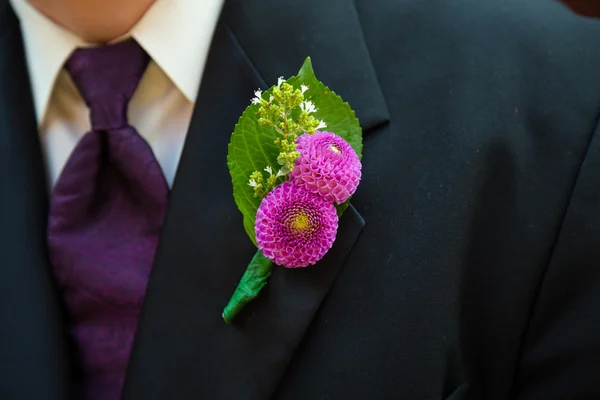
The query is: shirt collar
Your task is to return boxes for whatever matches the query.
[9,0,224,124]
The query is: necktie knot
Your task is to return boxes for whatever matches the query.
[65,39,149,130]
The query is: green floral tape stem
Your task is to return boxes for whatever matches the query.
[222,250,274,323]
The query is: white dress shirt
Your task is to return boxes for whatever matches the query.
[9,0,224,188]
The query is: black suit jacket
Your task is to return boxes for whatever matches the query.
[1,0,600,399]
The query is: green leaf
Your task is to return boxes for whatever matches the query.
[227,103,280,245]
[335,201,350,216]
[289,57,362,159]
[227,57,362,245]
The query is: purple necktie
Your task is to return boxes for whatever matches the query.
[47,40,168,400]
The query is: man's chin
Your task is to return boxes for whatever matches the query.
[560,0,600,17]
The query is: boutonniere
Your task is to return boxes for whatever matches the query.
[223,58,362,323]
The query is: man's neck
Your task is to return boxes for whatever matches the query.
[26,0,155,43]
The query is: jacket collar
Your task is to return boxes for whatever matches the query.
[0,4,72,398]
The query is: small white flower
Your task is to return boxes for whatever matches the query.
[300,100,317,114]
[276,169,288,178]
[251,89,263,105]
[316,120,327,130]
[248,179,258,187]
[264,165,273,175]
[300,85,309,94]
[277,76,285,87]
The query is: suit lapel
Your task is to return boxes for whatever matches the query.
[224,0,390,132]
[123,1,387,398]
[0,4,72,398]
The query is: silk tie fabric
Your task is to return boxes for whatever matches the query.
[47,40,168,400]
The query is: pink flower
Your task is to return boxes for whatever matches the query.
[255,182,338,268]
[289,131,361,204]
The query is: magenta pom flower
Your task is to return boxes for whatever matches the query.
[255,181,338,268]
[289,131,361,204]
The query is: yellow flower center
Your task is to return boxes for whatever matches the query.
[329,144,341,154]
[290,214,310,231]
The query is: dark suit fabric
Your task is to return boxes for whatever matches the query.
[1,0,600,399]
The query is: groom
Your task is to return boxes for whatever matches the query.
[2,0,600,399]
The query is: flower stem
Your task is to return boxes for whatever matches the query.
[222,250,275,323]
